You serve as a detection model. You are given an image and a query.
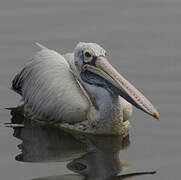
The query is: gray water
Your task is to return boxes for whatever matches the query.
[0,0,181,179]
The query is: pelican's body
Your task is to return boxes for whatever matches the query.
[12,42,159,135]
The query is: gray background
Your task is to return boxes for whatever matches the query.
[0,0,181,179]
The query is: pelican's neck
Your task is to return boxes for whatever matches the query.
[82,82,124,133]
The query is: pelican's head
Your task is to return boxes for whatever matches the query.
[74,42,159,120]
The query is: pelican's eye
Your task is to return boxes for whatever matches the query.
[83,49,94,62]
[85,52,91,58]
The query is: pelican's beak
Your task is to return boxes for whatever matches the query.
[86,56,159,120]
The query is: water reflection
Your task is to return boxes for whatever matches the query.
[7,107,156,180]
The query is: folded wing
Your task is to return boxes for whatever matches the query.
[12,44,89,123]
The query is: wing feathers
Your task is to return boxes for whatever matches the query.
[35,42,48,50]
[12,47,89,123]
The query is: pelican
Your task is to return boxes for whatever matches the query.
[12,42,159,135]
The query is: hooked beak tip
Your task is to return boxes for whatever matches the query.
[153,112,160,120]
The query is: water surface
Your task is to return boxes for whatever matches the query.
[0,0,181,179]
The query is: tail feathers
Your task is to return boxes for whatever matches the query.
[12,72,23,95]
